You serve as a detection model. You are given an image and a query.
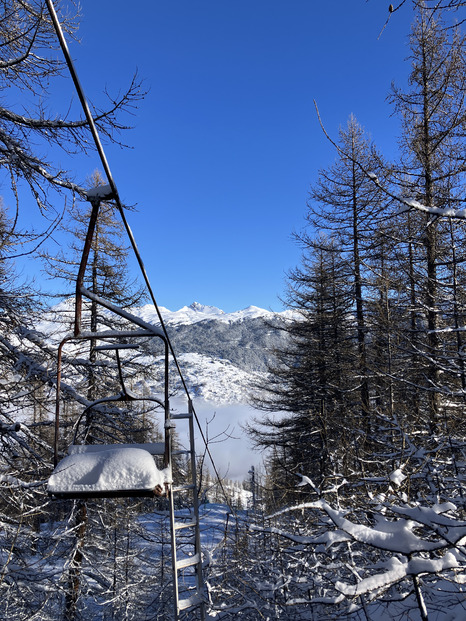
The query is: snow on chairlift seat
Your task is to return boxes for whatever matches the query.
[68,442,165,456]
[48,446,169,499]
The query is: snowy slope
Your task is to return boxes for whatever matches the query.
[173,352,263,404]
[137,302,290,402]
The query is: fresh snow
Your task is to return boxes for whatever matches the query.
[68,442,165,456]
[48,447,169,495]
[135,301,284,326]
[399,198,466,220]
[320,499,455,553]
[389,468,407,486]
[335,553,460,597]
[173,352,260,404]
[86,184,114,201]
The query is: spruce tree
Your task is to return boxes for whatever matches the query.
[303,116,387,435]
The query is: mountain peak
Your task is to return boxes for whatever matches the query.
[188,302,225,315]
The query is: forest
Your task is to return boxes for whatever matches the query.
[1,1,466,620]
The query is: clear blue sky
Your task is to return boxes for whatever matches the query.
[27,1,416,312]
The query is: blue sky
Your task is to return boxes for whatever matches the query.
[23,1,415,312]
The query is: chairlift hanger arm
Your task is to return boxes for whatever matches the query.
[74,198,100,337]
[79,287,165,337]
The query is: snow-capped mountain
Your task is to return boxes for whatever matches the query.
[134,301,291,404]
[137,301,288,327]
[137,302,290,375]
[37,300,291,405]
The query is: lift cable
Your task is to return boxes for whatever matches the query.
[45,0,236,514]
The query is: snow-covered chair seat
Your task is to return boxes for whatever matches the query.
[68,442,165,456]
[48,446,169,499]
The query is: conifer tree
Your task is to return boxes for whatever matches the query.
[249,118,390,499]
[303,116,386,435]
[249,238,356,500]
[389,6,466,430]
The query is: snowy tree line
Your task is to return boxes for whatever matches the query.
[222,3,466,619]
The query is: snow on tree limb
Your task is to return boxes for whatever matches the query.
[266,499,466,553]
[314,100,466,222]
[335,553,461,597]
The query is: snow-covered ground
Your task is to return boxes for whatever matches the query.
[172,352,262,404]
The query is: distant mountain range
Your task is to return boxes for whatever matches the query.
[135,302,292,403]
[38,301,292,405]
[137,302,292,373]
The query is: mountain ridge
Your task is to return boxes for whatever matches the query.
[37,300,291,404]
[135,301,293,327]
[135,302,290,376]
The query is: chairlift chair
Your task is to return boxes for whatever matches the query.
[48,323,172,500]
[47,191,173,500]
[39,35,207,609]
